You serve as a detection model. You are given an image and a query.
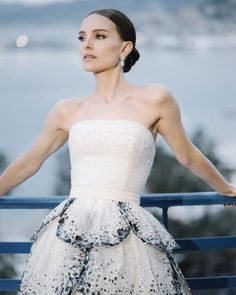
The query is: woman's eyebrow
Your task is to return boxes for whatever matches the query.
[78,29,110,34]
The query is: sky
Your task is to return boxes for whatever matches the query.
[0,0,75,5]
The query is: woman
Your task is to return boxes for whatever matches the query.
[0,8,236,295]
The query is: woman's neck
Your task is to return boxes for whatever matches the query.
[93,68,131,103]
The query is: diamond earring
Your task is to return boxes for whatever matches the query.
[120,56,125,67]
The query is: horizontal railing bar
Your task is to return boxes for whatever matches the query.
[0,242,32,253]
[1,236,236,253]
[0,192,235,209]
[187,275,236,290]
[0,195,66,209]
[1,276,236,291]
[176,236,236,251]
[141,192,236,208]
[0,279,20,292]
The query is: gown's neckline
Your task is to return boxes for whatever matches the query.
[69,119,156,146]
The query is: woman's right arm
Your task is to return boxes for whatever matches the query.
[0,99,71,196]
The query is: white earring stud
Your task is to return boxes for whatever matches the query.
[120,56,125,67]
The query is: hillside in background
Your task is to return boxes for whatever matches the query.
[0,0,236,50]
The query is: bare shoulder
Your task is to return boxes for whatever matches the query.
[145,83,181,119]
[52,97,82,114]
[144,83,176,105]
[45,98,81,131]
[49,97,83,126]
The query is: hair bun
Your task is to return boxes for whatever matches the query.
[123,47,140,73]
[132,48,140,60]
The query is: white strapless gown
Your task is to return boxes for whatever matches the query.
[17,120,192,295]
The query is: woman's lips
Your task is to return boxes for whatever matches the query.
[84,55,96,60]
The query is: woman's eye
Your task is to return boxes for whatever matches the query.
[77,34,105,41]
[96,34,105,39]
[77,36,84,41]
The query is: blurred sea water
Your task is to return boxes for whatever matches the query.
[1,47,235,175]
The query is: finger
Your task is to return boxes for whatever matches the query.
[224,204,236,208]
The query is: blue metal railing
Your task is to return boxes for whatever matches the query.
[0,192,236,292]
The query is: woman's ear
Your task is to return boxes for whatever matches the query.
[121,41,133,56]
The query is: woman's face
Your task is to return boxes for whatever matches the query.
[78,13,131,73]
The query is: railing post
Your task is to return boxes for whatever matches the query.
[162,206,169,229]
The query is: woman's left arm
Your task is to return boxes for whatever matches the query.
[154,85,236,197]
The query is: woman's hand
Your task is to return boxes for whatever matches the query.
[218,184,236,208]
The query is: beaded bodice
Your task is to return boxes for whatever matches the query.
[68,120,156,204]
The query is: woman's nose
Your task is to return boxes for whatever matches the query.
[84,36,93,49]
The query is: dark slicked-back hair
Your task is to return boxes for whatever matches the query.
[86,9,140,73]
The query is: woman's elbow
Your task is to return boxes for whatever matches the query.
[22,150,46,176]
[176,154,191,167]
[176,143,197,167]
[178,144,200,168]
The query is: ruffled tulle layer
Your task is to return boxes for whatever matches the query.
[17,197,192,294]
[30,197,180,252]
